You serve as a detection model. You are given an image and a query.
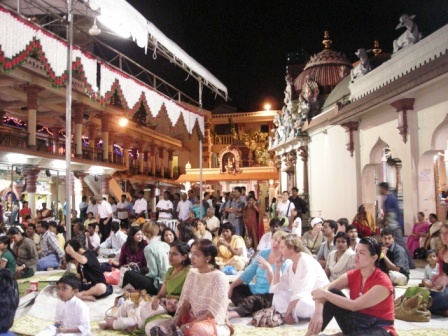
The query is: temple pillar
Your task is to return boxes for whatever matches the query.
[101,113,110,162]
[168,150,174,179]
[51,126,63,155]
[138,141,145,174]
[87,125,97,149]
[22,167,41,217]
[298,146,309,194]
[150,145,156,176]
[21,85,44,150]
[144,150,149,174]
[159,147,165,178]
[73,104,85,158]
[123,136,131,170]
[101,175,112,197]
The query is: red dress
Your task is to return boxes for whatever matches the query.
[347,268,396,336]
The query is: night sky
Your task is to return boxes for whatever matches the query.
[119,1,448,111]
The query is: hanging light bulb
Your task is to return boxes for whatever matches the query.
[89,18,101,36]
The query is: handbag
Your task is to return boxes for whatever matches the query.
[251,306,283,327]
[395,287,432,322]
[181,312,217,336]
[119,262,140,287]
[104,267,120,285]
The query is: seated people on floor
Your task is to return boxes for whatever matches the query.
[176,222,196,246]
[161,228,178,246]
[306,237,396,336]
[0,236,16,275]
[258,218,282,251]
[259,234,329,324]
[72,221,86,249]
[0,269,19,336]
[325,232,355,281]
[195,219,213,241]
[26,222,41,254]
[379,227,410,286]
[83,212,96,228]
[106,226,147,272]
[101,241,192,332]
[174,239,231,336]
[406,212,431,256]
[336,218,349,233]
[421,249,440,288]
[424,213,443,253]
[205,207,220,237]
[37,203,53,220]
[65,240,113,301]
[36,274,91,336]
[227,231,290,320]
[352,204,375,237]
[48,221,65,254]
[317,219,337,268]
[214,223,248,271]
[302,217,324,255]
[36,221,65,271]
[8,226,38,278]
[85,223,100,254]
[346,224,360,251]
[122,221,170,295]
[99,220,127,257]
[427,223,448,317]
[291,208,302,236]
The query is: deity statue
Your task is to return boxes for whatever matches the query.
[351,48,372,82]
[393,14,422,53]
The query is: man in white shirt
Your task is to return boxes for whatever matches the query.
[156,191,173,220]
[133,191,148,218]
[205,207,220,236]
[99,220,127,257]
[177,193,192,221]
[95,195,113,243]
[85,223,101,253]
[116,194,129,227]
[258,218,282,250]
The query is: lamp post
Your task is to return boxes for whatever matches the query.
[65,0,74,239]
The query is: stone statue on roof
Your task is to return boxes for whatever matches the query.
[351,48,372,82]
[393,14,422,53]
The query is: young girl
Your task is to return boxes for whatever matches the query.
[0,236,16,275]
[291,208,302,236]
[36,274,91,336]
[421,249,440,288]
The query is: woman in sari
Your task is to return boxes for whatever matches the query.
[214,223,248,271]
[352,205,376,237]
[243,196,262,249]
[101,241,192,332]
[406,212,431,255]
[325,232,355,281]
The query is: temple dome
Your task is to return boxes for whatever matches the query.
[294,48,352,96]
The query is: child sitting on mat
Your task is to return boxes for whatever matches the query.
[421,249,440,288]
[36,274,91,336]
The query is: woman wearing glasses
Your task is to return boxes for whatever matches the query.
[306,237,396,336]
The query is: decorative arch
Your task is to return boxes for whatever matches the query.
[431,113,448,150]
[369,137,389,164]
[218,146,242,174]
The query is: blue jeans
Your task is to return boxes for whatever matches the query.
[37,253,59,271]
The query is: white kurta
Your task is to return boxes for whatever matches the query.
[270,253,329,319]
[36,296,91,336]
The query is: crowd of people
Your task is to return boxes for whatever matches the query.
[0,182,448,336]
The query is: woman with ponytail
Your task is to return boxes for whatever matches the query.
[174,239,232,335]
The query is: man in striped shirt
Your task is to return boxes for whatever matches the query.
[36,221,64,271]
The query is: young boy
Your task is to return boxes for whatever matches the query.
[421,249,440,288]
[36,274,91,336]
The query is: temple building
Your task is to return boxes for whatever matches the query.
[269,23,448,232]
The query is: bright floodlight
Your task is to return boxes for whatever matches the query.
[264,103,271,111]
[119,117,128,127]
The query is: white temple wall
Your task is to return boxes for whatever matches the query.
[308,125,358,220]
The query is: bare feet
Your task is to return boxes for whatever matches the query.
[227,311,240,320]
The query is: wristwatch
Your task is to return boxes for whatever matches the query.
[185,324,191,330]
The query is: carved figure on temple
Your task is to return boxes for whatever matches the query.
[393,14,422,53]
[273,110,284,144]
[223,153,236,173]
[351,48,372,82]
[295,77,320,129]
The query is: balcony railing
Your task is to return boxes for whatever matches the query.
[0,126,27,148]
[213,134,234,145]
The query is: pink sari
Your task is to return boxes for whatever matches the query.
[406,221,431,255]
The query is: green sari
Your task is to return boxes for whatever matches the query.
[165,265,191,298]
